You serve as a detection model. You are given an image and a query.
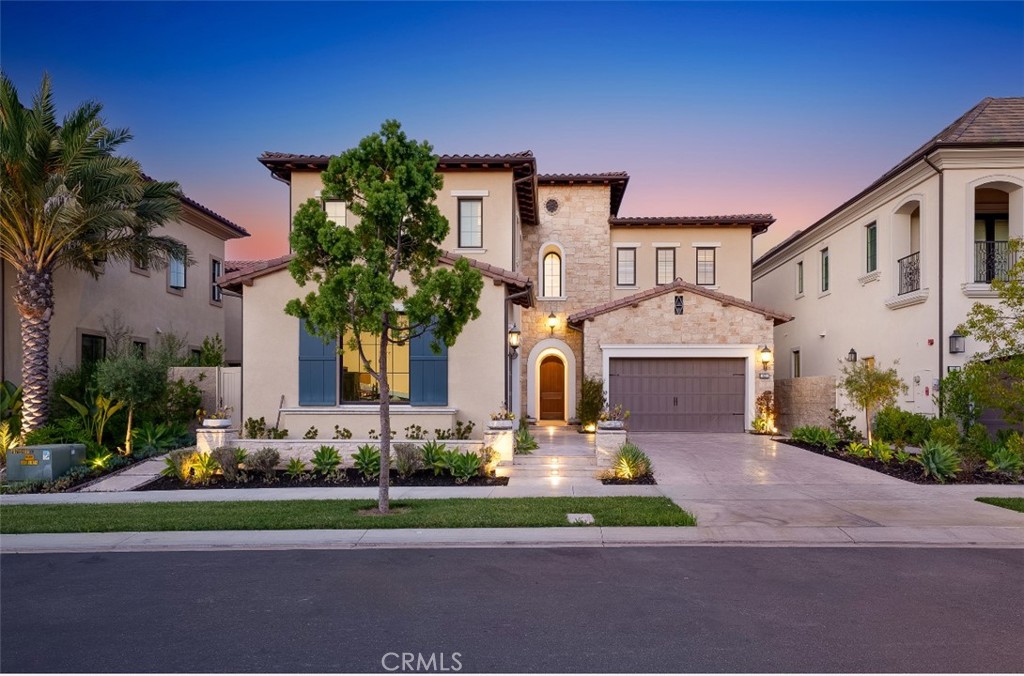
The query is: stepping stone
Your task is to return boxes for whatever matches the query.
[566,513,595,524]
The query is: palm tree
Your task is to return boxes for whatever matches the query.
[1,73,188,433]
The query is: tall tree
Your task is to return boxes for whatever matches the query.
[287,120,484,513]
[0,73,186,432]
[838,359,907,444]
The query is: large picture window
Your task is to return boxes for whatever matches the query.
[656,248,676,285]
[696,247,716,285]
[340,331,410,403]
[616,248,636,286]
[458,198,483,248]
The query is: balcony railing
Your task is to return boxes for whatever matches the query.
[975,240,1017,283]
[897,251,920,295]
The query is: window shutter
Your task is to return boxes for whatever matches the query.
[410,325,448,406]
[298,320,337,405]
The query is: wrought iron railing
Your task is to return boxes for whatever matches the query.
[897,251,920,295]
[974,240,1016,283]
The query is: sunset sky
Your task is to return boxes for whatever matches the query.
[3,1,1022,260]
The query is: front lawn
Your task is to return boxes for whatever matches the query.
[0,496,695,533]
[976,497,1024,514]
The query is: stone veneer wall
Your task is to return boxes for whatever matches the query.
[774,376,837,433]
[519,184,614,418]
[581,289,777,402]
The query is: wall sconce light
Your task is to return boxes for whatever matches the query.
[546,312,558,336]
[949,332,965,354]
[846,348,858,363]
[759,346,772,371]
[507,324,521,358]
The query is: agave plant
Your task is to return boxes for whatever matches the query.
[352,444,381,481]
[612,442,653,480]
[917,440,961,483]
[419,440,449,476]
[311,445,342,476]
[986,447,1024,477]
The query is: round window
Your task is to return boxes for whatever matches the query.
[545,198,560,214]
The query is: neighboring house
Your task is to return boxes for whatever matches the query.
[218,151,790,438]
[0,192,250,383]
[752,96,1024,429]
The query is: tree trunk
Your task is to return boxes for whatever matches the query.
[865,404,872,445]
[377,336,391,513]
[124,406,134,456]
[14,266,54,434]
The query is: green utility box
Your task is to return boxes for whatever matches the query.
[7,444,87,482]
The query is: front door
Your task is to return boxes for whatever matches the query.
[539,355,565,420]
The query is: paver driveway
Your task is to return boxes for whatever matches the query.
[636,432,1024,529]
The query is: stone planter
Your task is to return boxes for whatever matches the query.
[202,418,232,429]
[487,420,514,430]
[597,420,624,430]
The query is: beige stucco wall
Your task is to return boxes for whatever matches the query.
[289,169,517,271]
[239,265,509,439]
[609,226,754,301]
[2,212,233,382]
[753,148,1023,432]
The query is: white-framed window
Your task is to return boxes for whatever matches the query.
[865,222,877,273]
[167,245,186,294]
[696,247,715,285]
[796,260,804,295]
[458,198,483,248]
[211,257,223,304]
[616,247,636,286]
[820,247,830,293]
[656,248,676,285]
[324,199,347,226]
[543,251,562,298]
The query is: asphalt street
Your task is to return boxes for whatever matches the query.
[1,546,1021,673]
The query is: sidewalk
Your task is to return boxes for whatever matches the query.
[3,524,1022,553]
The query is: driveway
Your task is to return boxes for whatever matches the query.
[635,433,1024,529]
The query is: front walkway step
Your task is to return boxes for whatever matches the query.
[512,455,597,467]
[496,465,601,479]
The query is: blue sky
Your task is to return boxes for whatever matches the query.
[3,1,1022,258]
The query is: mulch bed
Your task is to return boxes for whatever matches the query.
[139,468,509,491]
[780,439,1024,485]
[601,476,657,485]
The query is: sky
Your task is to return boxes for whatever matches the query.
[3,1,1023,260]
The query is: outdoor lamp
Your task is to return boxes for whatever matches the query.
[507,324,521,358]
[846,348,858,363]
[546,312,558,335]
[949,332,966,354]
[759,346,772,371]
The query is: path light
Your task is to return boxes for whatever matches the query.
[546,312,558,335]
[507,324,521,358]
[846,348,858,363]
[949,332,965,354]
[759,346,772,371]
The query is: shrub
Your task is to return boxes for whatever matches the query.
[611,442,653,480]
[86,447,116,472]
[928,419,961,450]
[917,441,961,483]
[829,407,862,442]
[197,334,226,367]
[333,425,352,440]
[285,457,308,480]
[246,448,280,482]
[311,445,342,476]
[986,447,1024,477]
[420,440,448,475]
[161,449,193,482]
[393,443,421,478]
[0,420,20,466]
[212,447,246,483]
[869,439,894,463]
[793,426,839,451]
[352,444,381,481]
[752,391,777,434]
[963,423,998,460]
[403,424,426,440]
[21,418,87,446]
[133,421,185,458]
[576,375,606,429]
[894,450,913,464]
[243,416,288,440]
[845,442,870,459]
[1,380,23,434]
[49,363,96,421]
[45,465,95,493]
[873,406,932,449]
[163,377,203,427]
[478,446,498,476]
[434,419,474,440]
[514,419,538,455]
[303,426,319,440]
[445,450,482,483]
[189,452,220,485]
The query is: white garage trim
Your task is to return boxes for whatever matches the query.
[600,344,758,430]
[526,338,577,422]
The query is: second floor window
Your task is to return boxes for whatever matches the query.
[656,248,676,285]
[543,251,562,297]
[821,248,830,292]
[168,253,186,291]
[865,222,877,273]
[796,260,804,295]
[211,258,223,303]
[458,198,482,248]
[616,248,636,286]
[696,247,715,285]
[792,349,801,378]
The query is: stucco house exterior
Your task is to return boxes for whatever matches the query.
[219,150,790,439]
[752,96,1024,430]
[1,191,250,383]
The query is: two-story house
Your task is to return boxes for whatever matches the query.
[752,97,1023,429]
[1,191,250,382]
[219,150,791,439]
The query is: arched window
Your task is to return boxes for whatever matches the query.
[543,251,562,298]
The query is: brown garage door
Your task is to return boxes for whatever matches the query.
[608,358,746,432]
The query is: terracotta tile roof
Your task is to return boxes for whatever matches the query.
[568,279,793,325]
[755,97,1024,267]
[258,151,540,226]
[224,259,266,273]
[610,214,774,234]
[218,251,533,306]
[142,173,250,238]
[538,172,630,217]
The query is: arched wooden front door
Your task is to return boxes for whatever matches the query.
[539,355,565,421]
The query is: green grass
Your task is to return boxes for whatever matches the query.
[0,497,695,534]
[976,497,1024,514]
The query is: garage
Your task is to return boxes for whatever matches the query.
[608,357,746,432]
